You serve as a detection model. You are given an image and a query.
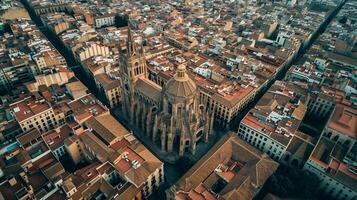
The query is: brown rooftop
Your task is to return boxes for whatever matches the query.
[310,137,357,190]
[17,128,42,147]
[135,78,162,103]
[10,96,51,122]
[170,133,278,200]
[328,104,356,139]
[85,113,129,145]
[95,73,121,91]
[68,94,109,124]
[42,123,75,150]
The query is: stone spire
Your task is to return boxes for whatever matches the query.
[127,26,136,57]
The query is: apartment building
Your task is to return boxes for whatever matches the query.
[94,13,116,28]
[95,73,121,108]
[74,42,110,62]
[237,81,312,165]
[32,50,67,75]
[42,122,82,159]
[166,133,279,200]
[0,128,67,199]
[64,113,164,199]
[304,142,356,199]
[26,67,75,92]
[302,103,356,200]
[42,12,74,35]
[308,86,345,119]
[9,95,66,133]
[0,53,35,93]
[32,2,71,16]
[322,103,356,148]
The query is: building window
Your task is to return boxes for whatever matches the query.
[284,154,290,161]
[333,135,339,141]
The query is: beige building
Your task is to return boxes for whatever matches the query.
[64,134,85,165]
[65,80,88,100]
[26,67,75,92]
[64,113,164,199]
[74,42,110,62]
[165,32,199,50]
[32,51,67,75]
[34,3,70,15]
[9,95,66,133]
[119,28,214,157]
[95,73,121,108]
[53,21,70,34]
[41,12,74,35]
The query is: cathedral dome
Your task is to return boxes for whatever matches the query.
[163,64,197,101]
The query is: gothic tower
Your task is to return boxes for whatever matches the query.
[122,27,147,86]
[120,26,147,122]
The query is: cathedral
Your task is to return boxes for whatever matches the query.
[119,27,214,156]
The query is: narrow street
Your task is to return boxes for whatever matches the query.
[20,0,348,199]
[21,0,102,100]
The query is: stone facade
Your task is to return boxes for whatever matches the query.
[119,28,214,156]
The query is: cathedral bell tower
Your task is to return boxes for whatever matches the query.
[120,25,147,122]
[123,27,147,85]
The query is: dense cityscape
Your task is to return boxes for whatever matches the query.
[0,0,355,199]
